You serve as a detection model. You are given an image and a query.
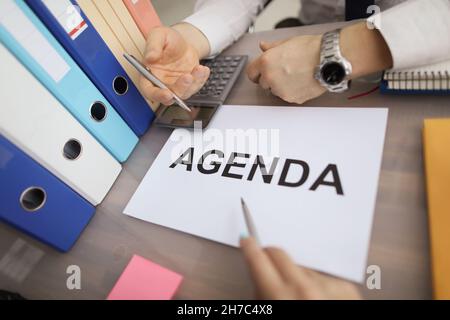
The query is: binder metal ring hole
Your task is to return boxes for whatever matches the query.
[113,76,129,95]
[20,187,46,212]
[63,139,82,161]
[90,102,108,122]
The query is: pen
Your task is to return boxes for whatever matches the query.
[241,197,260,245]
[123,53,191,112]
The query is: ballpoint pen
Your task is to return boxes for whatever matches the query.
[241,197,261,245]
[123,53,192,112]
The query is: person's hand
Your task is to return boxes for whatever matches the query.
[240,237,361,300]
[246,22,393,105]
[246,35,326,105]
[140,25,211,106]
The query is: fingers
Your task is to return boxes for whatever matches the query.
[145,27,167,63]
[246,58,262,84]
[170,65,210,99]
[240,237,284,297]
[184,65,210,97]
[259,39,287,52]
[139,64,210,104]
[247,51,274,84]
[139,76,174,105]
[265,247,309,283]
[247,55,272,90]
[170,74,194,99]
[258,74,271,90]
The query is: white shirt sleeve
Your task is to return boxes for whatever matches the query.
[370,0,450,69]
[184,0,267,56]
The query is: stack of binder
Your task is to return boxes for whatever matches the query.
[26,0,157,134]
[0,0,162,251]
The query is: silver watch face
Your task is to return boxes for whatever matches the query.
[320,62,347,85]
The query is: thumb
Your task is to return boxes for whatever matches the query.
[145,28,167,63]
[259,39,286,52]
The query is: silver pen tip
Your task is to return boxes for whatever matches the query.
[182,104,192,112]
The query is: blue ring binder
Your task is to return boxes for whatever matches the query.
[0,134,96,252]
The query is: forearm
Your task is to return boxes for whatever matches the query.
[341,0,450,78]
[368,0,450,69]
[172,23,211,59]
[340,22,393,79]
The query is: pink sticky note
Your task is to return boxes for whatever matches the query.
[107,255,183,300]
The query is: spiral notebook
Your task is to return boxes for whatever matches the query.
[381,60,450,94]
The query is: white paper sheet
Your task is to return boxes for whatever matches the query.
[124,105,388,283]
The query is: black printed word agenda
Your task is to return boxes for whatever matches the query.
[169,148,344,195]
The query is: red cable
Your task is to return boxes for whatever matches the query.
[347,85,380,100]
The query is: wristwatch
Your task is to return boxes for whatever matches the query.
[314,29,352,93]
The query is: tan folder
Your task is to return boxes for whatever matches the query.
[107,0,147,55]
[93,0,143,58]
[423,118,450,300]
[77,0,158,111]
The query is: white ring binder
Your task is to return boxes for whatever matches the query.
[63,139,82,160]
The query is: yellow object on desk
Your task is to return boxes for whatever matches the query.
[423,118,450,300]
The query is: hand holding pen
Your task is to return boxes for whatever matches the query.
[240,197,361,300]
[124,53,192,112]
[136,26,210,107]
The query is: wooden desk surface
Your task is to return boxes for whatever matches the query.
[1,23,448,300]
